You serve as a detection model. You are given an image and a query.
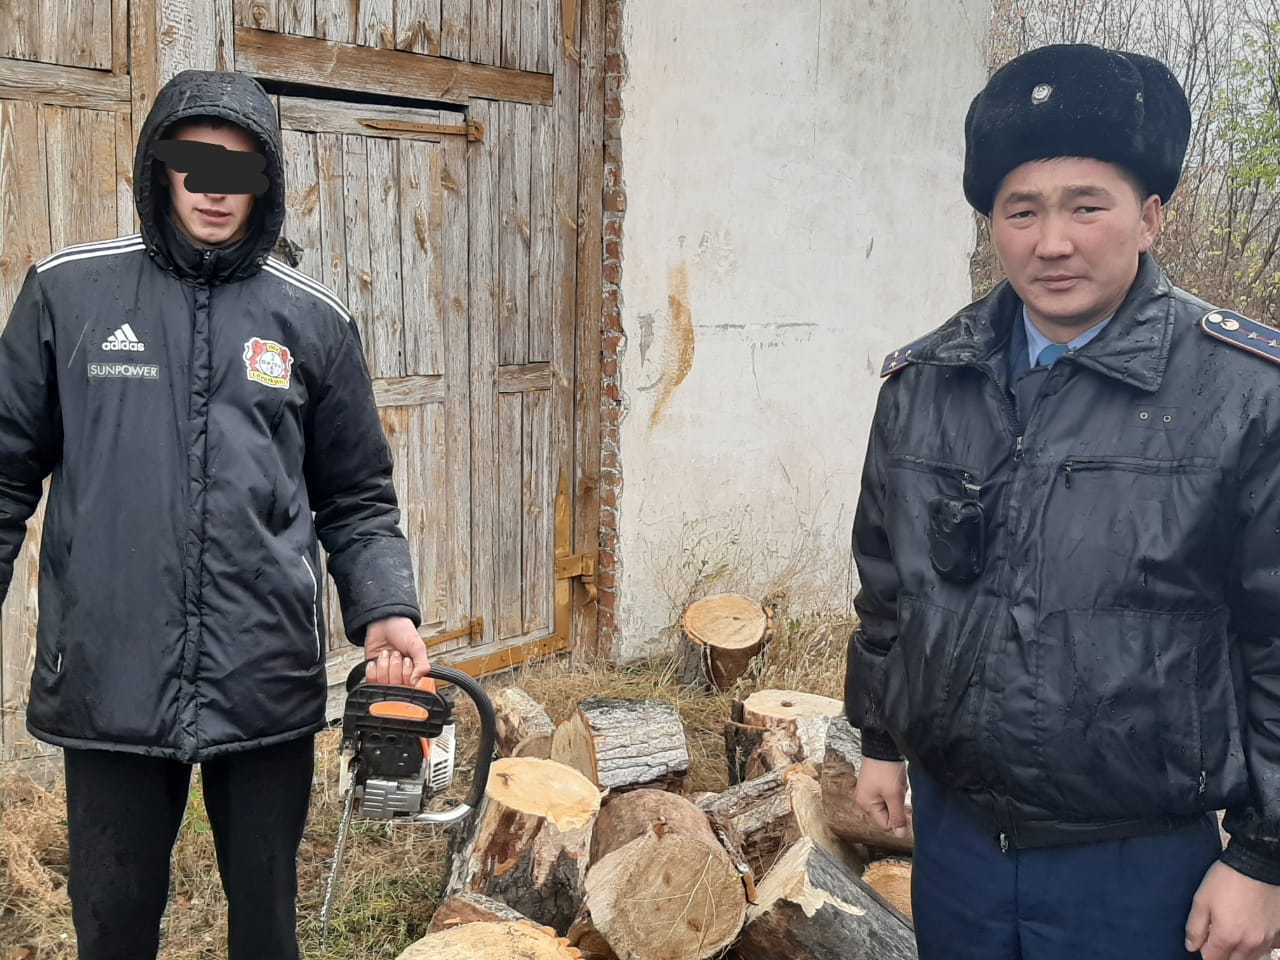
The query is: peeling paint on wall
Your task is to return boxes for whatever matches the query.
[649,261,695,428]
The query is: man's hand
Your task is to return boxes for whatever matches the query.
[855,757,912,840]
[362,616,431,685]
[1186,860,1280,960]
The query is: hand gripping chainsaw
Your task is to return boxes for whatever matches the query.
[319,661,497,942]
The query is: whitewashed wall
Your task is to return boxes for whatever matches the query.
[614,0,991,657]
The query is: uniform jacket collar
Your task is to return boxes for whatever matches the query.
[924,254,1174,393]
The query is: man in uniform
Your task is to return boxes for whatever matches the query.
[846,44,1280,959]
[0,71,428,958]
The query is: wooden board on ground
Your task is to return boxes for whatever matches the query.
[680,593,771,690]
[569,788,746,960]
[551,698,689,793]
[445,757,601,933]
[821,717,914,853]
[732,839,918,960]
[398,920,585,960]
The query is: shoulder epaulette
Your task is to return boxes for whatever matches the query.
[881,338,926,378]
[1201,310,1280,366]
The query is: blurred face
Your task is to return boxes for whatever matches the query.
[164,123,257,247]
[991,157,1162,341]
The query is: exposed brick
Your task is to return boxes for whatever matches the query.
[603,262,622,284]
[605,240,622,262]
[604,118,622,143]
[603,188,626,213]
[604,218,623,241]
[602,356,619,379]
[603,286,619,312]
[604,380,621,403]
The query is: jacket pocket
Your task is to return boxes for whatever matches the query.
[1032,606,1213,819]
[301,554,321,665]
[881,594,962,747]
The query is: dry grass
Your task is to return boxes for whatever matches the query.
[0,610,850,958]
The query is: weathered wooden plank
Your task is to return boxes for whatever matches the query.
[2,0,40,61]
[573,0,604,652]
[0,57,131,111]
[496,362,552,393]
[40,0,96,69]
[280,96,458,140]
[114,110,135,236]
[498,101,531,365]
[441,134,471,635]
[2,501,45,762]
[44,105,117,252]
[366,136,404,378]
[281,129,323,280]
[537,0,554,73]
[411,402,444,625]
[522,388,552,634]
[358,0,394,48]
[528,104,554,363]
[469,99,499,649]
[112,0,129,73]
[551,0,581,647]
[519,0,542,73]
[440,0,468,60]
[371,375,445,406]
[0,101,48,332]
[470,0,501,65]
[234,0,278,31]
[398,139,439,376]
[342,135,375,368]
[235,27,554,106]
[396,0,441,55]
[313,0,350,42]
[278,0,315,36]
[379,406,413,567]
[129,0,160,141]
[314,132,348,307]
[497,392,524,640]
[213,0,236,69]
[501,0,520,69]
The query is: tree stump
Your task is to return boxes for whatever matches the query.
[697,763,864,879]
[398,920,585,960]
[680,593,771,689]
[445,757,601,933]
[821,717,914,853]
[568,788,747,960]
[863,858,913,922]
[428,891,538,934]
[732,839,918,960]
[725,690,843,785]
[493,687,555,759]
[551,698,689,794]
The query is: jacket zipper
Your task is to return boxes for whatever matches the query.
[889,455,983,494]
[1060,456,1218,489]
[301,555,320,664]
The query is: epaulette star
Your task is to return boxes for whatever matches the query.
[1201,310,1280,366]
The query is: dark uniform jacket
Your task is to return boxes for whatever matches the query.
[0,71,420,762]
[846,254,1280,883]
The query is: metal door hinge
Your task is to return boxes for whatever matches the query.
[358,118,486,142]
[556,552,597,604]
[424,617,485,650]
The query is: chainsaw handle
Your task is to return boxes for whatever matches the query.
[347,660,496,821]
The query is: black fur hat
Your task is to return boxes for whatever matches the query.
[963,44,1191,214]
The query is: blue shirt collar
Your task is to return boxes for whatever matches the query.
[1022,305,1112,368]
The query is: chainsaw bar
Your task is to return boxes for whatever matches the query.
[318,766,358,945]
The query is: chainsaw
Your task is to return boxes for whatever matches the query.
[319,660,497,942]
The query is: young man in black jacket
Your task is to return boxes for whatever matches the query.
[0,70,427,959]
[846,44,1280,959]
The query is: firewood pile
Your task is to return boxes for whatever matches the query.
[398,597,920,960]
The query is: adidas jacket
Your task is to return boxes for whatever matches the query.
[0,70,420,761]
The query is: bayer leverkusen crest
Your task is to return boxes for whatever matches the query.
[243,337,294,389]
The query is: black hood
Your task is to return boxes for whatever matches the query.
[134,70,284,282]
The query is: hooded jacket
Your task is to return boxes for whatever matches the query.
[0,70,420,761]
[846,254,1280,883]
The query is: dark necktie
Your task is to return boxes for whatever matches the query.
[1036,343,1069,367]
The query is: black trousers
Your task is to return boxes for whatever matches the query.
[64,736,314,960]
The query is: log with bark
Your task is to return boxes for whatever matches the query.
[697,763,865,879]
[427,891,539,934]
[568,788,747,960]
[551,698,689,794]
[398,920,586,960]
[492,686,555,759]
[821,717,914,853]
[862,858,913,922]
[445,757,602,933]
[731,839,918,960]
[725,689,843,785]
[679,593,772,689]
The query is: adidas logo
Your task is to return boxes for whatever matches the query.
[102,324,145,352]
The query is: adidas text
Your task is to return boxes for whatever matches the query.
[102,324,145,352]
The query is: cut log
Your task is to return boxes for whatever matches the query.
[493,687,555,759]
[551,698,689,794]
[698,764,864,879]
[732,839,918,960]
[445,757,601,933]
[680,593,771,689]
[726,689,842,785]
[398,920,585,960]
[427,891,537,934]
[821,717,914,853]
[862,858,913,922]
[745,726,803,781]
[568,789,747,960]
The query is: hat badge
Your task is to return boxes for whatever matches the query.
[1031,83,1053,104]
